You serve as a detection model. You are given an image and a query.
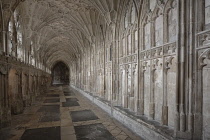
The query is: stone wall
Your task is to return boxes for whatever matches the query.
[0,0,210,139]
[70,0,210,139]
[0,55,51,128]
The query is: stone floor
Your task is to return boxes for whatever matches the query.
[0,86,142,140]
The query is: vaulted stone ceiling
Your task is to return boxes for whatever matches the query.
[1,0,124,68]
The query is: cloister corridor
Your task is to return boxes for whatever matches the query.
[0,0,210,140]
[0,86,141,140]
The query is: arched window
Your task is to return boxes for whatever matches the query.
[8,10,24,60]
[131,3,136,24]
[30,41,35,66]
[8,21,14,55]
[14,10,23,61]
[150,0,156,11]
[125,10,129,28]
[168,0,177,43]
[155,10,163,46]
[128,34,132,54]
[144,22,151,50]
[134,30,138,53]
[205,0,210,26]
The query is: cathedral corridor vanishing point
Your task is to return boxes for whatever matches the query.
[0,86,141,140]
[1,0,210,139]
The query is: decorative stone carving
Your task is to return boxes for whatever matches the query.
[198,49,210,69]
[164,56,174,71]
[0,64,7,75]
[168,0,177,43]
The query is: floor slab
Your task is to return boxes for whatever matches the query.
[70,110,99,122]
[39,113,60,122]
[62,101,80,107]
[20,126,60,140]
[66,98,78,102]
[37,105,60,113]
[44,99,60,103]
[46,94,60,97]
[74,123,115,140]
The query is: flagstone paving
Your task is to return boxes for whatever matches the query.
[0,86,142,140]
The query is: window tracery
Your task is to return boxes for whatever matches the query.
[154,10,163,46]
[144,21,151,50]
[168,0,177,43]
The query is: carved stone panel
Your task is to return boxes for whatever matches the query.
[127,64,132,94]
[155,15,163,46]
[167,57,176,128]
[202,49,210,139]
[144,61,150,117]
[145,23,151,50]
[121,66,127,108]
[134,30,138,52]
[205,0,210,25]
[128,34,132,54]
[154,59,163,122]
[168,1,177,43]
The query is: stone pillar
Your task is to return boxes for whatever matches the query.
[0,63,11,128]
[138,61,147,115]
[162,56,174,125]
[149,59,157,120]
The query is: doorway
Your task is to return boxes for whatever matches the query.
[52,62,69,85]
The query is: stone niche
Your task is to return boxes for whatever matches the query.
[155,12,163,46]
[144,22,151,50]
[154,59,163,122]
[168,0,177,43]
[8,68,24,115]
[205,0,210,27]
[202,51,210,139]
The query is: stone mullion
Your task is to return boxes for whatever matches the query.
[162,56,174,126]
[151,21,155,48]
[138,23,144,114]
[187,0,195,133]
[149,60,156,120]
[119,66,123,106]
[133,63,138,112]
[139,61,146,115]
[127,64,131,109]
[112,40,119,102]
[179,0,186,132]
[174,0,181,135]
[115,40,120,102]
[123,65,128,108]
[163,7,168,44]
[125,36,128,56]
[194,53,207,139]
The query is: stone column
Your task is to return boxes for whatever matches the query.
[0,63,11,128]
[162,56,174,125]
[179,0,186,132]
[149,59,157,120]
[138,61,147,115]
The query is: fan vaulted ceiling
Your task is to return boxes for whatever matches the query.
[2,0,120,68]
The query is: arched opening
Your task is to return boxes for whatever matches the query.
[52,62,69,85]
[8,68,23,114]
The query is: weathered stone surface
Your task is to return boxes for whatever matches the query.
[74,123,115,140]
[70,110,99,122]
[0,0,210,140]
[20,127,61,140]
